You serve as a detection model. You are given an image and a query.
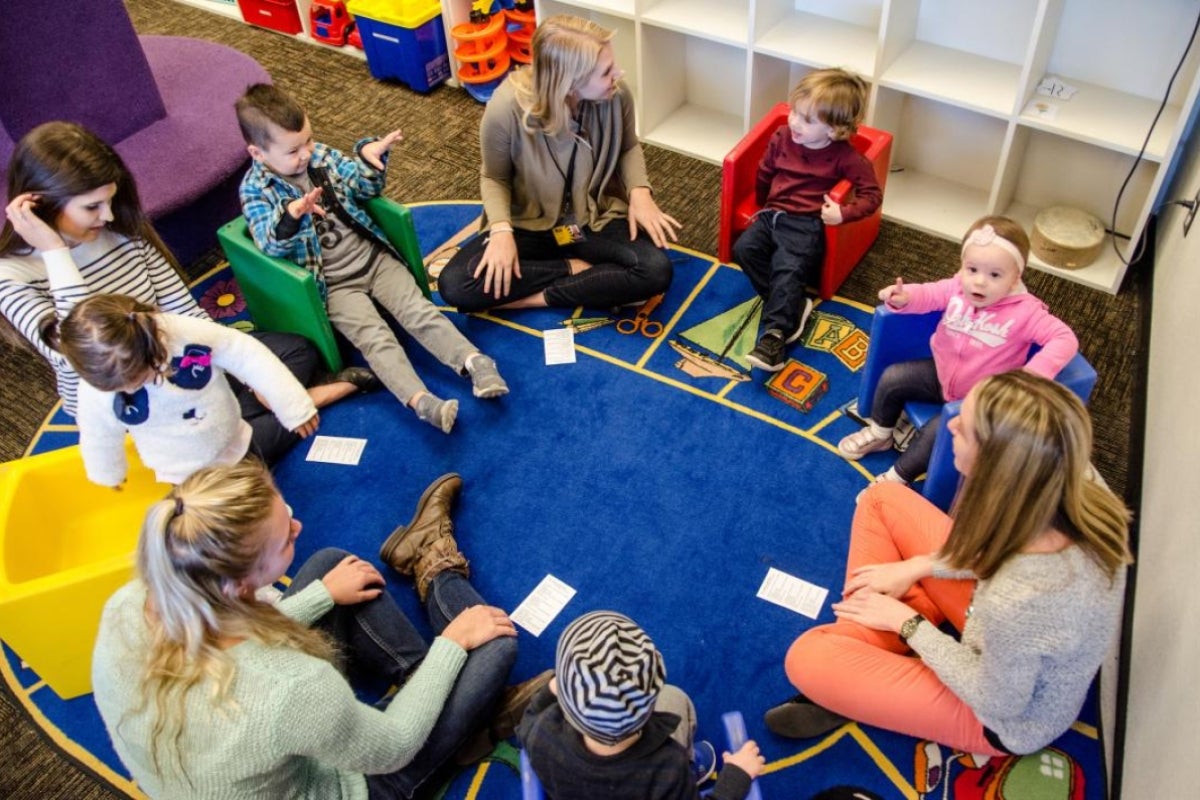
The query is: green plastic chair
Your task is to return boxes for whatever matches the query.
[216,197,430,372]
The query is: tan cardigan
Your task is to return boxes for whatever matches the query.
[478,77,651,233]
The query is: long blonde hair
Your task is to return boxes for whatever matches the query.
[941,371,1131,581]
[134,460,335,777]
[510,14,614,136]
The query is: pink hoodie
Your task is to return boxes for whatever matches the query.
[888,277,1079,402]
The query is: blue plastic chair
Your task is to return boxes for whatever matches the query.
[855,305,1098,510]
[520,710,763,800]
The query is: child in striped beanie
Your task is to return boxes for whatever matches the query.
[517,610,765,799]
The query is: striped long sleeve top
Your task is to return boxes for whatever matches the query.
[0,231,207,415]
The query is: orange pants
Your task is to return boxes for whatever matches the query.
[784,482,1005,755]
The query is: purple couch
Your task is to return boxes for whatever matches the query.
[0,0,269,264]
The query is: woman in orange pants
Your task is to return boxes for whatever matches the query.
[769,371,1131,755]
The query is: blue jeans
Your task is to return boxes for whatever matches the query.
[869,358,943,482]
[286,548,517,799]
[439,223,673,312]
[732,210,824,335]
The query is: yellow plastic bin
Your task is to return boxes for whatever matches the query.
[0,442,169,699]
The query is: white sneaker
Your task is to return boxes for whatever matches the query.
[838,424,894,460]
[785,297,814,344]
[855,467,909,503]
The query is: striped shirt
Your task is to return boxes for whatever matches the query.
[0,231,207,416]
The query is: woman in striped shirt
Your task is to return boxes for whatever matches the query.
[1,121,370,463]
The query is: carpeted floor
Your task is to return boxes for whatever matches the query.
[0,0,1141,797]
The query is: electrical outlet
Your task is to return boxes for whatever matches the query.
[1185,186,1200,236]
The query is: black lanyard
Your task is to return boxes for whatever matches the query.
[544,134,580,219]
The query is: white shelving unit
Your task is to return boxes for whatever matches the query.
[174,0,367,60]
[531,0,1200,294]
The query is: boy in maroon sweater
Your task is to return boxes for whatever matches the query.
[735,69,882,372]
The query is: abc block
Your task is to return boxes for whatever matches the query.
[766,360,829,413]
[802,311,857,353]
[833,328,870,372]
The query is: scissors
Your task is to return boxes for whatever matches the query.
[616,293,665,338]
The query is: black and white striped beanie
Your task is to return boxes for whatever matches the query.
[554,610,666,745]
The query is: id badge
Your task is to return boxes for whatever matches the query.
[552,223,585,246]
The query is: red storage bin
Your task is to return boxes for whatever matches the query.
[237,0,304,36]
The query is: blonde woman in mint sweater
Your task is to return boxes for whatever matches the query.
[93,463,522,799]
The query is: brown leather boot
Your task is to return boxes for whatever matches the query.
[379,473,463,577]
[413,535,470,602]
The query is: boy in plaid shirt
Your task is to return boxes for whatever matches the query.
[236,83,507,433]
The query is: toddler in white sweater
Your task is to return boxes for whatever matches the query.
[53,293,318,486]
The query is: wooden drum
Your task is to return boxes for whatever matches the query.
[1031,206,1105,269]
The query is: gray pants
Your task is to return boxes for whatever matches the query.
[326,251,477,404]
[656,684,697,751]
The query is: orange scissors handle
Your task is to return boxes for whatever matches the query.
[639,320,664,338]
[640,293,665,317]
[616,293,665,335]
[616,317,640,334]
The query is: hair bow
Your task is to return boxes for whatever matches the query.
[179,352,212,369]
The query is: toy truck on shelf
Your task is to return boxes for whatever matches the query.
[310,0,356,47]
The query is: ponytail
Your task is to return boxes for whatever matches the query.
[56,294,168,391]
[131,461,336,779]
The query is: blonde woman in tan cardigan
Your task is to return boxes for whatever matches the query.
[440,14,679,313]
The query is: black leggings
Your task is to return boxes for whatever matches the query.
[235,331,321,465]
[439,222,672,312]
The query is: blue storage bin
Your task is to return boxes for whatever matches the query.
[348,0,450,92]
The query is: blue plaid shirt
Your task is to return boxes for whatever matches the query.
[239,138,391,302]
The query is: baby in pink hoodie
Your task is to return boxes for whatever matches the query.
[838,215,1078,488]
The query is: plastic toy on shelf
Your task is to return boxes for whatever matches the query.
[310,0,356,47]
[505,0,535,65]
[451,0,513,102]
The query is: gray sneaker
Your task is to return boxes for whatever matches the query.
[414,394,458,433]
[466,354,509,399]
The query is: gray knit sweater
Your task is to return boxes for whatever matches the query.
[478,77,651,233]
[913,546,1125,754]
[92,580,467,799]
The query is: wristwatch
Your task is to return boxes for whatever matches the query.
[899,614,925,643]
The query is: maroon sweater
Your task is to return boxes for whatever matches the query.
[755,129,882,222]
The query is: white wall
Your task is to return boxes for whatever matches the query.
[1121,135,1200,793]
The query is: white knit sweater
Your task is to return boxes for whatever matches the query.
[76,313,316,485]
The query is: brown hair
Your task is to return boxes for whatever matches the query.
[789,68,869,141]
[51,294,170,392]
[133,460,335,777]
[510,15,615,136]
[0,122,182,348]
[234,83,308,149]
[941,370,1132,581]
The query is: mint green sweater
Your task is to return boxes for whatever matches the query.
[92,580,467,799]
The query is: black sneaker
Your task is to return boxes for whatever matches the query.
[764,694,849,738]
[747,331,786,372]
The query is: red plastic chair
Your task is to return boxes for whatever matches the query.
[718,102,893,300]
